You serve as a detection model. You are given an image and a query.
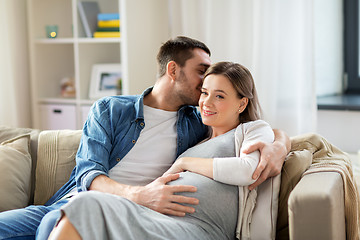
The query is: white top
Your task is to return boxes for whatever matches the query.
[108,105,178,186]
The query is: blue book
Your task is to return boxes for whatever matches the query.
[98,13,120,21]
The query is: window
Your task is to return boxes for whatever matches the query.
[345,0,360,93]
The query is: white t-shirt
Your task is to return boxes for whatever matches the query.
[108,105,178,186]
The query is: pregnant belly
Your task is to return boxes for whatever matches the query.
[167,172,238,236]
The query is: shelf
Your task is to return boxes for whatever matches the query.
[35,38,74,44]
[38,98,77,104]
[38,98,96,106]
[77,38,121,43]
[34,38,122,44]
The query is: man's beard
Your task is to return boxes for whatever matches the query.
[176,70,201,106]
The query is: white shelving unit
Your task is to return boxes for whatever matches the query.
[27,0,169,130]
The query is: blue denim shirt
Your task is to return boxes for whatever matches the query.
[45,88,208,205]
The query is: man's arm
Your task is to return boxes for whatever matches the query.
[242,128,291,190]
[89,174,199,216]
[78,100,199,217]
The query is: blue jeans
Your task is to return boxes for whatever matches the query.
[0,200,68,240]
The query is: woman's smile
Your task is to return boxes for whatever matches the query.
[202,109,217,116]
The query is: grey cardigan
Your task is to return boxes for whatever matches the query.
[212,120,279,240]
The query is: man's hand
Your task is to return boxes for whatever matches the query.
[90,174,199,217]
[242,129,291,190]
[129,174,199,216]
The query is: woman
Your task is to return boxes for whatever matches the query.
[49,62,275,240]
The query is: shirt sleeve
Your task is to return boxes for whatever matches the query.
[213,120,274,186]
[75,99,114,192]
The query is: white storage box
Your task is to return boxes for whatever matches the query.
[39,104,77,130]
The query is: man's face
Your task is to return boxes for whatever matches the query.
[174,48,211,106]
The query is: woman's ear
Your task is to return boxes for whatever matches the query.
[166,61,177,81]
[238,97,249,114]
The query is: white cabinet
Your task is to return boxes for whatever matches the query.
[27,0,169,130]
[80,105,92,127]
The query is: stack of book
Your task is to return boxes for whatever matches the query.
[93,13,120,38]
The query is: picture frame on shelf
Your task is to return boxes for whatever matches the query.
[89,64,122,100]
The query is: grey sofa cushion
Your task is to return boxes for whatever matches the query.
[0,134,32,211]
[0,126,40,204]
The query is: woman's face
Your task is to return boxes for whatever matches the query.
[199,74,247,137]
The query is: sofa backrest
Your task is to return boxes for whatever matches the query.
[34,129,82,205]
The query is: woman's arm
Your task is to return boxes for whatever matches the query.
[213,120,274,186]
[164,120,274,186]
[163,157,214,178]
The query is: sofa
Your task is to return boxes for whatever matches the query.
[0,125,357,239]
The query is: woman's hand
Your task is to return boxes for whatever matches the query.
[163,157,214,179]
[163,158,186,176]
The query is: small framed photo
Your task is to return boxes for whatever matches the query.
[89,64,122,99]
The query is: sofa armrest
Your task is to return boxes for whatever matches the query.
[288,172,346,240]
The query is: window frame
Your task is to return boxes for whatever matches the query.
[345,0,360,93]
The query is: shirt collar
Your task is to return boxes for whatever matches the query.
[133,87,152,122]
[133,86,198,121]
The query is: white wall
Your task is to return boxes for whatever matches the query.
[0,0,31,127]
[317,110,360,153]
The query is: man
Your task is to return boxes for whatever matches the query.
[0,36,290,239]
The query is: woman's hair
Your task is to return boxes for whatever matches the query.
[204,62,261,123]
[157,36,211,77]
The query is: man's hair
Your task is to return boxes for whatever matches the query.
[204,62,262,123]
[157,36,211,77]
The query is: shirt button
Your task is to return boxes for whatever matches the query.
[132,140,136,144]
[116,158,120,162]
